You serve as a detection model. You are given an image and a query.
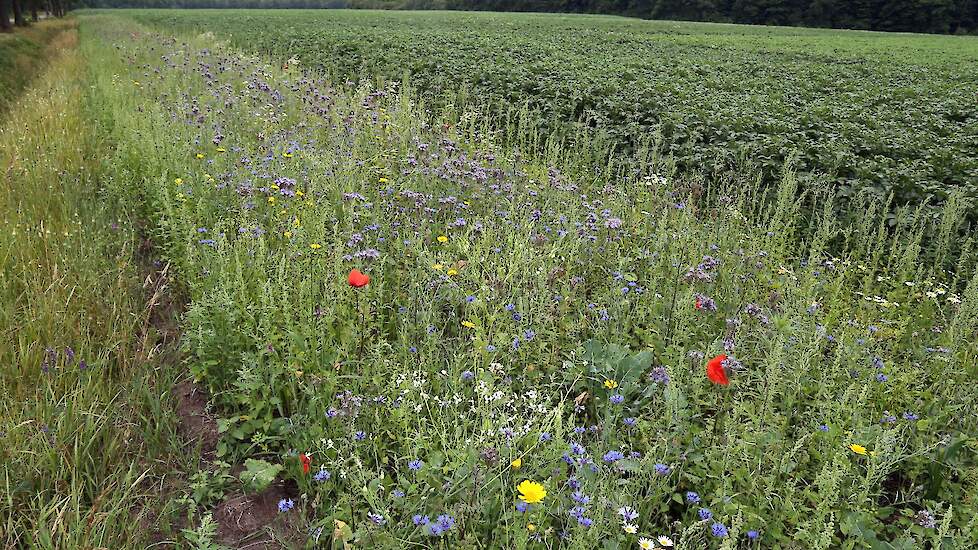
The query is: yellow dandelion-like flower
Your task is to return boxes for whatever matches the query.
[461,320,476,329]
[849,444,868,455]
[510,458,522,469]
[268,196,276,204]
[516,480,544,503]
[379,177,389,184]
[174,178,183,185]
[310,243,322,250]
[527,523,535,532]
[216,147,226,153]
[282,152,293,158]
[447,269,458,276]
[195,153,205,159]
[433,263,444,270]
[284,231,293,238]
[604,379,618,389]
[437,235,448,243]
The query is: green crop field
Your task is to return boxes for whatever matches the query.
[128,9,978,215]
[2,9,978,550]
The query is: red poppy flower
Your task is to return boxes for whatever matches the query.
[695,297,703,310]
[706,354,730,385]
[348,269,370,288]
[299,453,311,474]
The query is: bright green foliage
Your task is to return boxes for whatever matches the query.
[81,13,978,548]
[125,9,978,219]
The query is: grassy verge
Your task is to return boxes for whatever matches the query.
[0,19,77,114]
[0,22,187,548]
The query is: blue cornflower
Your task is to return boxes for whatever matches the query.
[465,295,476,303]
[654,463,670,475]
[391,489,405,498]
[623,417,637,426]
[460,370,475,380]
[617,506,638,521]
[686,491,700,503]
[602,450,624,463]
[504,303,516,312]
[610,394,624,405]
[524,329,535,341]
[412,514,430,526]
[436,514,456,531]
[578,517,593,527]
[571,491,590,504]
[712,523,728,537]
[903,411,919,421]
[277,499,295,513]
[539,432,552,442]
[817,424,830,432]
[512,337,521,349]
[876,373,888,382]
[354,431,367,441]
[485,345,496,352]
[515,501,529,512]
[408,459,424,471]
[698,508,713,520]
[314,469,330,482]
[747,530,760,539]
[367,512,385,525]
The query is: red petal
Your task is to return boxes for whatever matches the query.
[348,269,370,288]
[706,354,730,385]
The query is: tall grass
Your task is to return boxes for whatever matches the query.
[0,24,185,548]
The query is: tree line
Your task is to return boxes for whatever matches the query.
[61,0,978,34]
[1,0,73,30]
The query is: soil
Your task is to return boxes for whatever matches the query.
[136,238,305,549]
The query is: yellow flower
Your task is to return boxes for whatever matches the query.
[604,379,618,389]
[461,320,476,329]
[284,231,292,238]
[849,444,868,456]
[433,263,444,270]
[216,147,226,153]
[195,153,205,159]
[174,178,183,185]
[379,177,389,183]
[310,243,322,250]
[516,480,545,503]
[268,196,276,204]
[437,235,448,243]
[282,151,293,158]
[447,269,458,276]
[527,523,536,532]
[510,458,522,469]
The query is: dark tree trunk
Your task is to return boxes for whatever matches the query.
[0,0,10,31]
[11,0,25,26]
[30,0,38,21]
